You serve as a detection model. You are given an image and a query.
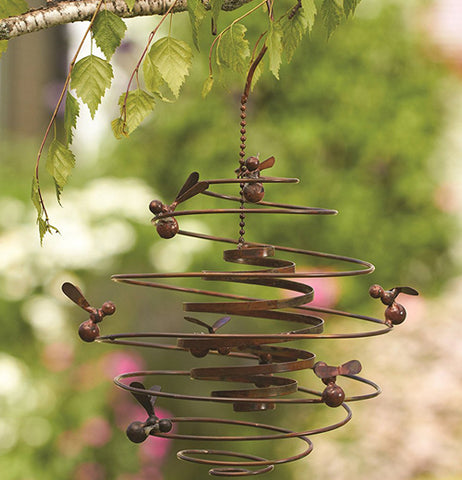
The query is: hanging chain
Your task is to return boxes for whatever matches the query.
[236,45,268,248]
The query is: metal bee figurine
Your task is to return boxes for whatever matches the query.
[238,155,275,203]
[61,282,115,342]
[63,46,417,477]
[125,382,172,443]
[149,172,208,239]
[63,156,418,476]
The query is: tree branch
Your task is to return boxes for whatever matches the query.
[0,0,254,40]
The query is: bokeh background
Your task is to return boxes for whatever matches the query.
[1,0,462,479]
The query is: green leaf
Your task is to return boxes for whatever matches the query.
[321,0,344,38]
[267,23,283,79]
[187,0,207,50]
[111,117,128,140]
[250,62,263,92]
[125,0,136,11]
[302,0,317,31]
[38,217,48,244]
[92,10,127,60]
[210,0,224,32]
[31,177,60,244]
[0,0,28,19]
[31,176,42,217]
[216,23,250,75]
[46,139,76,203]
[142,54,164,93]
[118,89,155,134]
[343,0,361,18]
[147,37,192,98]
[64,92,80,145]
[71,55,113,118]
[202,75,214,98]
[280,0,316,62]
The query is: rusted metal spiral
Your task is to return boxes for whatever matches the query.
[62,167,418,477]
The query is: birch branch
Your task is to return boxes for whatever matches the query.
[0,0,254,40]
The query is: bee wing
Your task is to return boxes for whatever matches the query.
[212,316,231,333]
[175,181,209,205]
[338,360,362,376]
[62,282,92,311]
[258,156,275,171]
[129,382,155,417]
[175,172,199,202]
[394,286,419,296]
[184,316,214,333]
[313,363,339,379]
[148,385,162,410]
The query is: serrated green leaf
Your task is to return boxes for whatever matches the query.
[71,55,113,118]
[0,40,8,59]
[118,89,155,134]
[111,117,128,140]
[31,176,42,216]
[321,0,344,37]
[280,0,316,63]
[250,63,263,92]
[46,139,76,202]
[64,92,80,145]
[267,23,283,79]
[125,0,136,11]
[142,54,164,93]
[202,75,214,98]
[92,10,127,60]
[216,23,250,75]
[210,0,224,31]
[187,0,207,50]
[343,0,361,18]
[0,0,28,19]
[302,0,317,31]
[147,37,192,98]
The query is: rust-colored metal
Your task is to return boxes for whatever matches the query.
[61,42,418,476]
[62,166,418,476]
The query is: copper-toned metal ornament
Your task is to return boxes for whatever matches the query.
[63,48,418,477]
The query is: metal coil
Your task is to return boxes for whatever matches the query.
[63,171,417,476]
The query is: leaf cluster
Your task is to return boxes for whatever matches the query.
[2,0,364,241]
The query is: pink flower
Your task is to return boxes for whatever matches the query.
[101,352,145,379]
[41,342,74,372]
[80,416,112,447]
[73,462,105,480]
[282,269,341,309]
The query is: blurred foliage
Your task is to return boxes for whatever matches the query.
[0,2,460,480]
[110,4,457,307]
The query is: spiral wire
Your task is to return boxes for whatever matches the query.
[81,171,409,477]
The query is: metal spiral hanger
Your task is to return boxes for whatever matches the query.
[62,46,418,477]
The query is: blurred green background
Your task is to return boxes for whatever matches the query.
[1,1,462,479]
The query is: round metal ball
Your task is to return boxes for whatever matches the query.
[145,416,159,427]
[243,183,265,203]
[101,301,116,316]
[245,156,259,171]
[149,200,164,215]
[385,303,406,325]
[190,348,209,358]
[156,217,179,239]
[158,419,173,433]
[322,383,345,408]
[381,290,395,306]
[78,320,100,342]
[369,284,384,299]
[126,421,148,443]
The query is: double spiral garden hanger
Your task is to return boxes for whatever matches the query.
[63,42,418,476]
